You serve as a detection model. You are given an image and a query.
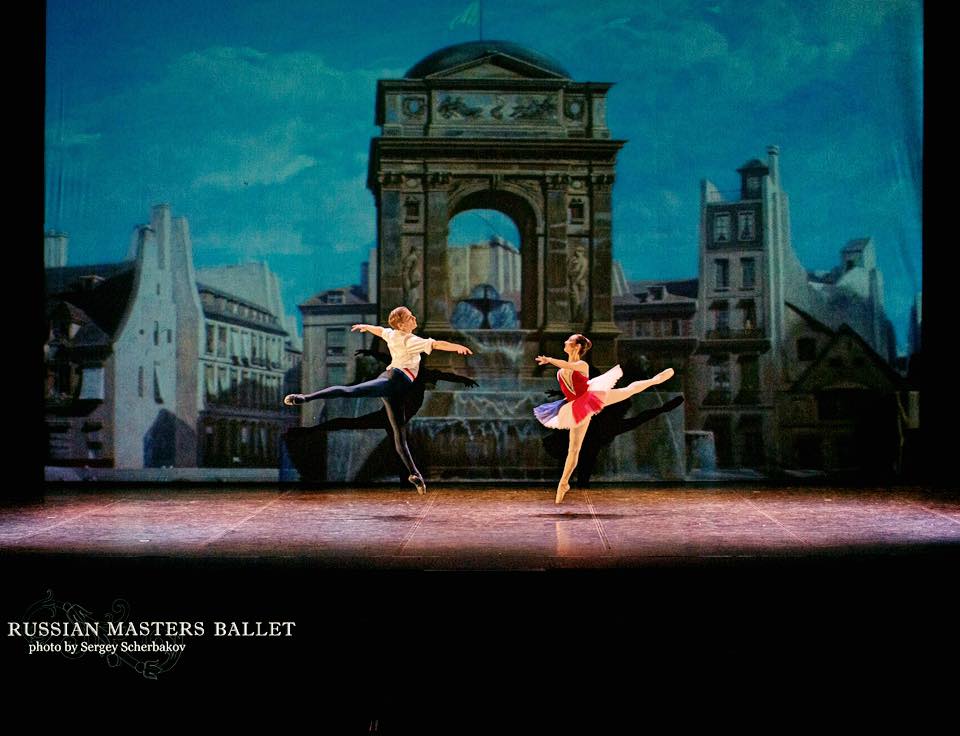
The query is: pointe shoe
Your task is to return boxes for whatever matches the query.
[283,394,306,406]
[409,474,427,495]
[555,483,570,504]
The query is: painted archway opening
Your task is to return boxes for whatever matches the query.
[447,208,521,329]
[448,188,540,331]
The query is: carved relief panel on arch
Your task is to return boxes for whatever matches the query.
[563,96,586,122]
[433,93,558,123]
[381,95,428,135]
[401,96,427,119]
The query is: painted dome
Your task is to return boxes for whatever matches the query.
[405,40,570,79]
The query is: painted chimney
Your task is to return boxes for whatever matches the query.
[766,145,780,185]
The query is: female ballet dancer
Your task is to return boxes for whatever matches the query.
[534,334,674,504]
[283,306,473,494]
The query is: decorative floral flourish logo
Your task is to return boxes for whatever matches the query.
[23,590,184,680]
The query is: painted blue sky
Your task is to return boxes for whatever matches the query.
[45,0,922,352]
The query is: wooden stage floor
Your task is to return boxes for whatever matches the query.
[3,484,957,706]
[3,485,959,567]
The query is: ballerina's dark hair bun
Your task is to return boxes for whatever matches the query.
[572,334,592,355]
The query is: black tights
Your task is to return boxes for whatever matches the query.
[301,369,422,478]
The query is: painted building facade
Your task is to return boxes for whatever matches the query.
[614,147,908,473]
[298,261,378,428]
[45,205,199,468]
[44,205,301,468]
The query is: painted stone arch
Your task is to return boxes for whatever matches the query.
[448,185,541,329]
[368,41,625,369]
[448,180,545,232]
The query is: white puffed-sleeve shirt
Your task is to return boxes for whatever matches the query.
[380,328,435,379]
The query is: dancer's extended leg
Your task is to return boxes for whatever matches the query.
[603,367,674,406]
[286,372,397,404]
[557,420,590,504]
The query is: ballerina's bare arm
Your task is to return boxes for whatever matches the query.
[535,356,588,372]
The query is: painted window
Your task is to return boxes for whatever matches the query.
[327,328,346,356]
[153,364,163,403]
[715,307,729,332]
[205,364,216,400]
[740,356,759,390]
[569,199,585,223]
[327,364,347,385]
[714,213,731,243]
[404,198,420,223]
[741,300,756,330]
[78,367,105,400]
[741,258,756,289]
[715,259,729,289]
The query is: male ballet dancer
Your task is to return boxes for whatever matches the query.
[284,306,472,494]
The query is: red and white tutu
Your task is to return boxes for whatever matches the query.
[533,364,624,430]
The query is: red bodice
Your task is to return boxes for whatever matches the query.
[558,369,590,401]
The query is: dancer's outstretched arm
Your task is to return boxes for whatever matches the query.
[432,340,473,355]
[351,323,385,337]
[536,355,587,371]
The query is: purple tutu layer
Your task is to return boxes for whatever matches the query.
[533,398,565,424]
